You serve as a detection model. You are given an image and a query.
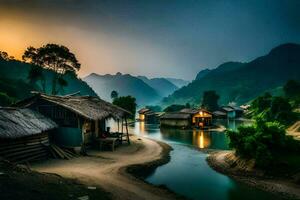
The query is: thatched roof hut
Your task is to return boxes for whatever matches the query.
[0,107,57,139]
[16,93,131,121]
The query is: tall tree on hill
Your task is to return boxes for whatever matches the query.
[201,90,219,111]
[110,90,119,99]
[0,51,14,61]
[23,44,80,95]
[113,96,136,119]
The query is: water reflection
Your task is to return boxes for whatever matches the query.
[133,120,282,200]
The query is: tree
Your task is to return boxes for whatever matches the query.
[0,51,9,60]
[202,90,219,111]
[113,96,137,119]
[23,44,80,95]
[0,51,14,61]
[283,80,300,98]
[251,92,272,114]
[111,90,119,99]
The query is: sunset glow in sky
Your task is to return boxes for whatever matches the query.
[1,0,300,79]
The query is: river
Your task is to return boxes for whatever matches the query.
[127,120,283,200]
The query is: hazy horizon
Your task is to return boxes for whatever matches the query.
[1,0,300,80]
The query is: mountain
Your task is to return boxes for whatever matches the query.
[163,43,300,106]
[0,59,97,105]
[165,78,189,88]
[84,73,161,105]
[195,69,211,80]
[137,76,178,97]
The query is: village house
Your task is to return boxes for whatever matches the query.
[220,106,244,119]
[138,108,163,124]
[160,108,213,129]
[15,93,131,151]
[0,108,57,163]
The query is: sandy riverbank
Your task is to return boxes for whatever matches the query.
[207,151,300,200]
[32,135,183,200]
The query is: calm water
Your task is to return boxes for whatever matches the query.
[126,120,283,200]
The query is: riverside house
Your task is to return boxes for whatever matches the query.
[15,93,131,151]
[138,108,163,124]
[160,108,213,129]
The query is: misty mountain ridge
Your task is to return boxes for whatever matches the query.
[165,78,190,88]
[84,72,163,106]
[163,43,300,106]
[136,76,178,97]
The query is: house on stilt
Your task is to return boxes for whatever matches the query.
[0,107,57,163]
[15,93,132,151]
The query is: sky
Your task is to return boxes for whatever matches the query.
[0,0,300,80]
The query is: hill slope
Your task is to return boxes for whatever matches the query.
[84,73,161,105]
[165,78,189,88]
[137,76,178,97]
[163,43,300,106]
[0,59,97,103]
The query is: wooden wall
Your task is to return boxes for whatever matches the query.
[0,133,50,164]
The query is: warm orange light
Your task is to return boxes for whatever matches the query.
[140,114,145,121]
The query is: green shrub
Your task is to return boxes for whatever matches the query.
[227,119,298,168]
[0,92,15,106]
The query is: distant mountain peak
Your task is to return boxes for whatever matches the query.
[163,43,300,106]
[269,43,300,56]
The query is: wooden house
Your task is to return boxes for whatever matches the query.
[138,108,150,121]
[221,106,244,119]
[180,108,213,128]
[212,111,227,119]
[15,93,131,150]
[160,108,212,129]
[138,108,162,124]
[0,108,57,163]
[160,113,192,128]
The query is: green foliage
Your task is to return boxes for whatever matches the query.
[113,96,137,119]
[0,92,15,106]
[201,90,219,111]
[283,80,300,98]
[110,90,118,99]
[250,93,296,125]
[145,105,162,112]
[251,93,272,114]
[227,118,300,168]
[0,59,97,98]
[163,103,190,112]
[0,77,37,106]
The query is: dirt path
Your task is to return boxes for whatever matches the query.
[207,151,300,200]
[32,136,182,200]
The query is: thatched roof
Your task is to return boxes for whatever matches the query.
[0,108,57,139]
[16,93,131,121]
[138,108,151,114]
[180,108,212,115]
[213,111,227,116]
[180,108,199,114]
[160,113,191,119]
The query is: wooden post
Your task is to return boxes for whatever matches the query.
[95,120,99,138]
[121,119,124,134]
[117,119,120,132]
[125,117,130,144]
